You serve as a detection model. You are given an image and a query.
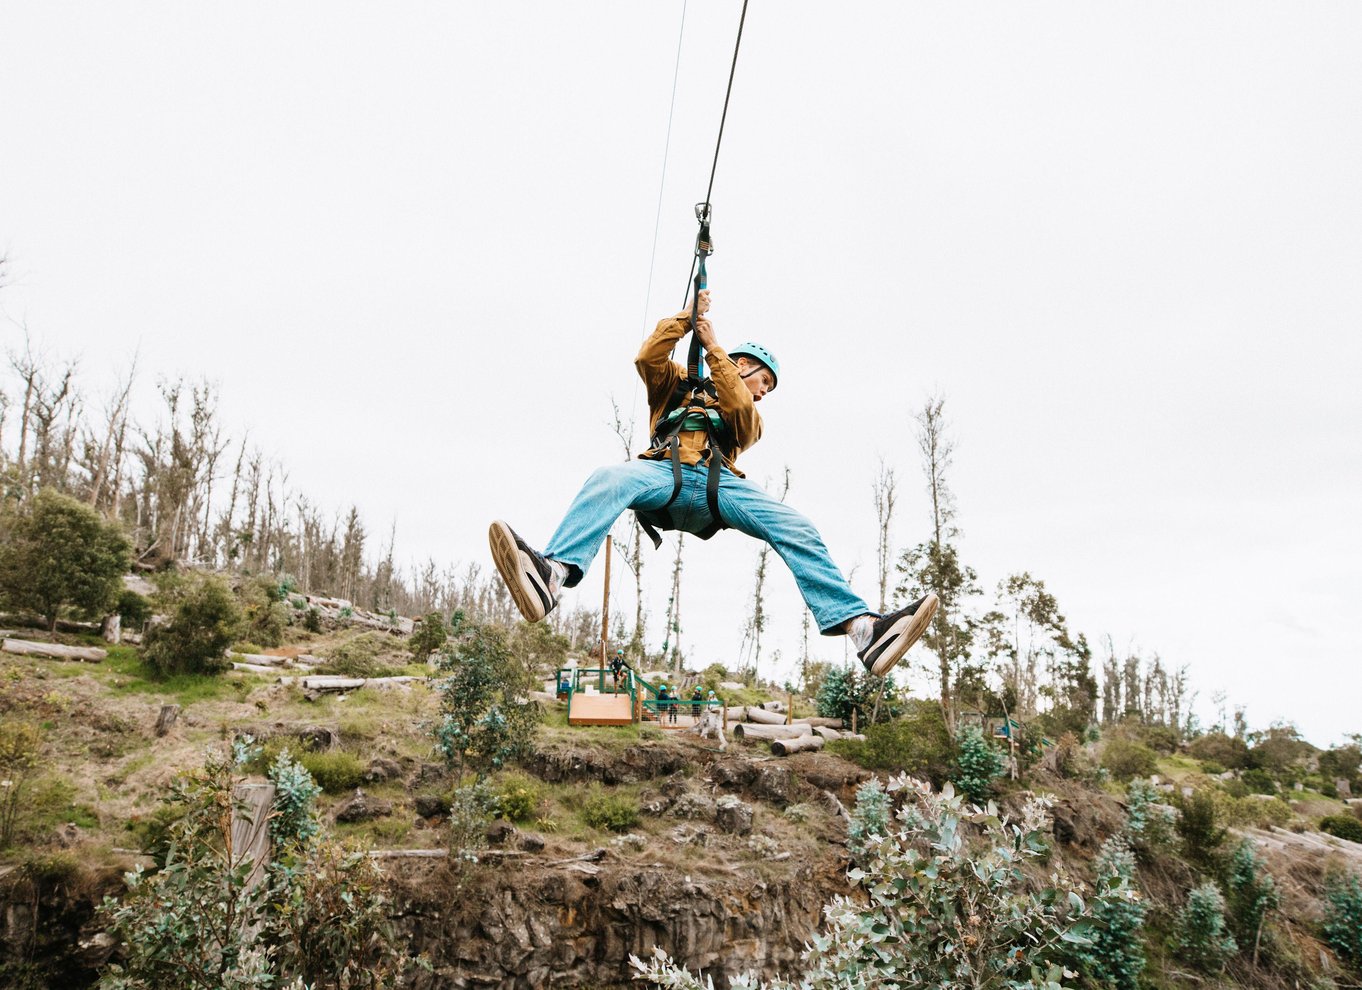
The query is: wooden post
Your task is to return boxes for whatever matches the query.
[851,709,858,735]
[154,704,180,737]
[723,703,728,730]
[599,537,612,668]
[786,692,793,725]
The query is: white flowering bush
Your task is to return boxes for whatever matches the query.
[633,777,1093,990]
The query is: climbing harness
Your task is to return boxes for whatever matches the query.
[635,0,752,551]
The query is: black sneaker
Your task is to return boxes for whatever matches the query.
[488,520,559,622]
[858,593,939,677]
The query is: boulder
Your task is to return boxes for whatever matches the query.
[715,797,753,835]
[334,789,393,823]
[364,756,403,782]
[414,794,451,818]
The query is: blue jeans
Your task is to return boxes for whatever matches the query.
[544,459,868,635]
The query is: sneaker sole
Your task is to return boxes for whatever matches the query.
[869,592,940,677]
[488,520,549,623]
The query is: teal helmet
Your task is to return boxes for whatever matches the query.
[728,342,779,390]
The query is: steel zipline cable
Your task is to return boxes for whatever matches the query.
[681,0,751,307]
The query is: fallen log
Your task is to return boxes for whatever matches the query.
[812,726,865,742]
[792,716,843,729]
[229,652,291,666]
[3,638,107,662]
[369,849,449,859]
[233,662,291,674]
[759,700,787,713]
[771,734,825,756]
[733,722,812,741]
[737,706,788,725]
[277,675,421,691]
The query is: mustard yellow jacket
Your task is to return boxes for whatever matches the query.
[634,314,762,478]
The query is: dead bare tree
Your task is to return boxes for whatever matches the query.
[609,397,647,660]
[872,456,897,613]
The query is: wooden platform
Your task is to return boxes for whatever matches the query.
[568,693,634,726]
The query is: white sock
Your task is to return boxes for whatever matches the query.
[546,558,569,596]
[847,614,874,652]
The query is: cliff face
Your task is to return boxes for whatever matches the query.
[399,860,845,990]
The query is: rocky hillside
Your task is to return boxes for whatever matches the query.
[1,603,1360,989]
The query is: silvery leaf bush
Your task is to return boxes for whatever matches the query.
[633,776,1094,990]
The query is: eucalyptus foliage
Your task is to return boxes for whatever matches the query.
[97,746,416,990]
[952,725,1004,804]
[634,777,1093,990]
[432,611,539,779]
[1175,882,1237,973]
[1072,836,1146,990]
[1224,840,1277,950]
[1321,872,1362,967]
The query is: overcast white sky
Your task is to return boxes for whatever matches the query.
[2,2,1358,746]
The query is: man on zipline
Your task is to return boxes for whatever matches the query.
[489,289,938,678]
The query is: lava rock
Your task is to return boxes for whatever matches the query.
[715,797,753,835]
[414,794,451,818]
[364,756,403,782]
[518,832,546,853]
[333,788,394,823]
[486,820,517,846]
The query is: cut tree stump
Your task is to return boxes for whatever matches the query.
[154,704,180,737]
[230,783,276,895]
[771,734,825,756]
[3,638,107,662]
[732,722,812,741]
[101,614,122,644]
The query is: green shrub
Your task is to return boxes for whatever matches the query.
[637,776,1100,990]
[408,612,448,660]
[97,747,414,989]
[1176,791,1228,871]
[1321,814,1362,844]
[0,490,130,634]
[433,612,539,780]
[494,774,543,824]
[815,666,899,728]
[1074,836,1146,990]
[1322,872,1362,966]
[0,721,42,848]
[828,699,951,783]
[1100,738,1158,781]
[1209,790,1296,830]
[143,572,243,677]
[302,607,323,634]
[952,725,1004,804]
[1176,882,1237,973]
[319,632,404,677]
[1241,767,1277,795]
[1225,840,1278,948]
[1135,723,1179,755]
[1124,778,1174,854]
[1189,732,1250,770]
[847,779,889,859]
[581,791,640,833]
[117,590,153,630]
[268,749,321,846]
[1199,760,1227,776]
[297,751,364,794]
[237,575,289,648]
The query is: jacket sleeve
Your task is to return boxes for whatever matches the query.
[706,343,763,451]
[635,316,689,412]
